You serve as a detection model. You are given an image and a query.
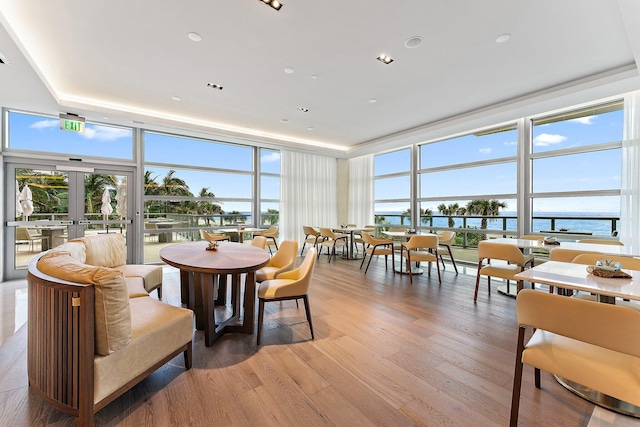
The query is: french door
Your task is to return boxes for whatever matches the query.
[5,161,135,280]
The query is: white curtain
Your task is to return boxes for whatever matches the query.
[347,154,374,227]
[620,90,640,253]
[280,151,337,246]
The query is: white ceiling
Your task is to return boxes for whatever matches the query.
[1,1,640,157]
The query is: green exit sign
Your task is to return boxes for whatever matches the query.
[59,113,85,133]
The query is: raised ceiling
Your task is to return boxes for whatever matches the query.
[1,1,640,156]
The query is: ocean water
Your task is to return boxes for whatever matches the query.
[374,211,619,236]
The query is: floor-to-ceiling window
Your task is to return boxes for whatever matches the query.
[529,100,623,236]
[259,148,280,226]
[373,148,411,228]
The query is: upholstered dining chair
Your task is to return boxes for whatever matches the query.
[359,231,395,274]
[510,289,640,426]
[572,253,640,269]
[437,231,458,274]
[251,236,267,249]
[254,225,279,253]
[577,238,624,246]
[301,225,322,255]
[474,241,531,302]
[547,248,603,295]
[200,229,230,243]
[317,227,347,263]
[256,240,299,282]
[16,226,48,252]
[257,247,317,345]
[400,234,440,285]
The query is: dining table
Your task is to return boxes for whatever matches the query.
[515,260,640,417]
[160,241,270,346]
[381,230,424,274]
[331,226,368,260]
[218,227,263,243]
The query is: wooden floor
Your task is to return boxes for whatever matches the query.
[0,253,616,426]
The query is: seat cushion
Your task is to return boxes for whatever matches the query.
[523,329,640,407]
[93,297,193,404]
[37,252,132,356]
[480,264,522,280]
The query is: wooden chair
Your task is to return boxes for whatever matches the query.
[510,289,640,426]
[359,231,395,274]
[301,226,322,255]
[16,226,48,252]
[437,231,458,274]
[256,240,299,282]
[400,235,440,285]
[317,227,347,263]
[257,247,316,345]
[474,241,531,302]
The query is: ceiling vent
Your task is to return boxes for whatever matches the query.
[0,51,8,65]
[207,83,223,90]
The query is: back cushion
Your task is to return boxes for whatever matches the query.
[73,233,126,268]
[50,242,86,263]
[37,252,132,356]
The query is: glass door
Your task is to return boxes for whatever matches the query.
[5,162,135,280]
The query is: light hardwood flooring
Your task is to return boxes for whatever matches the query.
[1,252,639,426]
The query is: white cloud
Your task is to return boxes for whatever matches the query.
[80,125,131,141]
[533,133,566,147]
[261,151,281,163]
[30,119,58,129]
[479,147,492,154]
[504,141,517,146]
[569,116,595,125]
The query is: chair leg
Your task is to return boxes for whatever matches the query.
[474,260,483,302]
[300,241,306,256]
[184,341,193,370]
[257,298,265,345]
[303,295,314,340]
[510,326,526,427]
[360,252,367,270]
[157,284,163,300]
[447,245,458,274]
[534,368,541,388]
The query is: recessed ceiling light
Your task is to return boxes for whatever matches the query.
[206,83,223,90]
[405,36,423,48]
[280,118,289,123]
[376,54,394,64]
[496,33,511,43]
[369,98,377,103]
[102,116,109,120]
[188,32,202,42]
[284,67,295,74]
[172,96,182,101]
[0,51,8,65]
[311,75,318,79]
[307,127,314,131]
[260,0,282,11]
[297,107,309,112]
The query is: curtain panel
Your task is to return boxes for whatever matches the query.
[347,154,374,227]
[280,151,337,245]
[620,90,640,253]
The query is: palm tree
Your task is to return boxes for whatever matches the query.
[465,199,507,240]
[222,210,247,225]
[196,187,223,225]
[438,203,462,228]
[401,208,433,226]
[84,173,116,214]
[263,208,279,225]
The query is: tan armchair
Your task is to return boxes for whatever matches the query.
[301,225,322,255]
[254,225,279,252]
[251,236,267,249]
[437,231,458,274]
[16,226,49,252]
[400,235,440,285]
[577,238,624,245]
[474,241,530,302]
[256,240,299,282]
[257,247,317,345]
[317,227,347,263]
[510,289,640,426]
[359,231,394,274]
[200,229,230,242]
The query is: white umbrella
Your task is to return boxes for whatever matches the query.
[101,188,113,220]
[16,181,23,218]
[115,184,127,218]
[20,185,34,221]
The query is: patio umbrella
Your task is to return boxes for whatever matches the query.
[101,188,113,220]
[20,185,33,221]
[115,184,127,219]
[16,181,23,218]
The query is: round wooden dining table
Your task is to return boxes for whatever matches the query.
[160,241,270,346]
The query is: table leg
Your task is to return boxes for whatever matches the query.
[201,273,216,347]
[242,271,256,334]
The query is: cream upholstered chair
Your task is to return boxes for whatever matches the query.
[254,225,279,252]
[256,240,299,282]
[474,241,530,302]
[437,231,458,274]
[577,238,624,246]
[572,253,640,269]
[359,231,395,274]
[400,235,440,285]
[301,225,322,255]
[257,247,317,345]
[200,229,230,242]
[317,227,347,263]
[547,248,603,295]
[251,236,267,249]
[510,289,640,426]
[16,226,49,252]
